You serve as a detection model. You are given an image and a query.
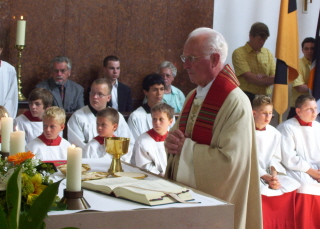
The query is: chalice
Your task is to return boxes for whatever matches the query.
[105,137,130,174]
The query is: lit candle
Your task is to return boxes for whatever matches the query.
[66,145,82,191]
[10,127,25,155]
[1,114,13,152]
[16,16,26,45]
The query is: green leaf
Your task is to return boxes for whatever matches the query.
[19,180,62,229]
[6,167,22,229]
[0,205,9,229]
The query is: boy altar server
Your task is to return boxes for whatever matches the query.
[83,108,126,161]
[133,103,174,176]
[252,95,300,229]
[14,88,54,144]
[67,78,133,162]
[277,95,320,229]
[128,74,175,142]
[26,106,71,160]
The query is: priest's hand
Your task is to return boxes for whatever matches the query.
[306,168,320,182]
[165,129,186,155]
[261,174,280,190]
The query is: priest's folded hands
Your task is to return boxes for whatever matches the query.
[165,129,187,155]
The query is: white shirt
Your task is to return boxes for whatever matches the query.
[111,80,118,110]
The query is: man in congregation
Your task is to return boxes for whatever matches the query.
[165,27,262,229]
[67,78,133,162]
[287,37,315,119]
[36,56,84,112]
[103,55,133,112]
[232,22,275,102]
[0,41,18,118]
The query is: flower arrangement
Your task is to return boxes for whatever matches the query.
[0,151,66,229]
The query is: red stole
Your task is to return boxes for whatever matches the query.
[94,135,116,145]
[295,115,312,127]
[179,64,239,145]
[24,110,42,122]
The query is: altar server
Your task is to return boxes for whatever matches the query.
[0,41,18,118]
[83,107,121,161]
[133,103,173,176]
[277,94,320,229]
[128,74,175,142]
[67,78,133,162]
[252,95,299,229]
[14,88,54,144]
[26,106,71,160]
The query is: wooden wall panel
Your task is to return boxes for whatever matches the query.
[1,0,213,109]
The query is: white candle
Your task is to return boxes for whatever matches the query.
[1,114,13,152]
[9,127,25,155]
[66,145,82,191]
[16,16,26,45]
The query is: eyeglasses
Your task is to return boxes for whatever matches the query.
[53,68,68,73]
[180,54,211,63]
[89,92,108,98]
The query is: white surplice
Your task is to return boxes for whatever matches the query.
[133,132,166,176]
[277,118,320,195]
[256,125,300,196]
[0,60,18,118]
[67,105,133,162]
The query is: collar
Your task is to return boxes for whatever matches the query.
[24,110,42,122]
[94,135,116,145]
[88,104,98,116]
[113,79,118,88]
[196,79,215,100]
[255,126,266,131]
[244,42,266,54]
[301,56,311,66]
[147,129,168,142]
[142,103,151,114]
[38,133,62,146]
[295,115,312,127]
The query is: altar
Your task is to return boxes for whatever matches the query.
[45,159,234,229]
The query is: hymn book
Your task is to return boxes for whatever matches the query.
[81,176,193,206]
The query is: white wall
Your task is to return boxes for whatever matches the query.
[213,0,320,67]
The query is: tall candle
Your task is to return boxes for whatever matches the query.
[16,16,26,45]
[10,128,25,155]
[1,114,13,152]
[66,145,82,191]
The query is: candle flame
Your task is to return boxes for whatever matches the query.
[71,144,76,148]
[4,113,8,118]
[15,126,19,131]
[21,16,23,20]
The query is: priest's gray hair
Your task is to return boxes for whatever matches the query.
[51,56,72,70]
[187,27,228,64]
[157,61,177,77]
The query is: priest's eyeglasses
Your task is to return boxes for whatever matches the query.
[89,92,108,98]
[180,54,211,63]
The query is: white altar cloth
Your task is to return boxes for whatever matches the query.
[48,158,227,215]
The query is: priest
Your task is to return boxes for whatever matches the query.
[165,27,262,229]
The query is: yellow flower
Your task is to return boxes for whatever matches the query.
[25,173,47,205]
[8,151,35,165]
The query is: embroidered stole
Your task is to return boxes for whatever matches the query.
[179,64,239,145]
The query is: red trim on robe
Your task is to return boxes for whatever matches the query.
[261,191,296,229]
[255,127,266,131]
[24,110,42,122]
[38,133,62,146]
[147,129,168,142]
[294,115,312,126]
[179,64,239,145]
[94,135,116,145]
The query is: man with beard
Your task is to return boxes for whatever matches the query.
[36,56,84,112]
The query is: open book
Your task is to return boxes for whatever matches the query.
[82,176,194,206]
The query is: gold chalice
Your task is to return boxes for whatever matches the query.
[105,137,130,174]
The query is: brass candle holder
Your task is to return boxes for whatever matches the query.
[14,45,26,101]
[60,189,90,210]
[105,137,130,175]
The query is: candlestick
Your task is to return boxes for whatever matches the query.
[66,145,82,192]
[14,45,26,101]
[9,128,25,155]
[16,16,26,46]
[1,114,13,152]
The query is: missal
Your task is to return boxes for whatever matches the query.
[81,176,194,206]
